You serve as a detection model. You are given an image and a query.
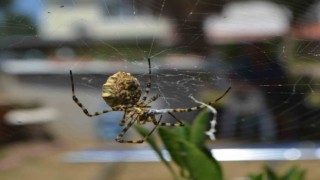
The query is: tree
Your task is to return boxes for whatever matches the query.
[0,0,36,36]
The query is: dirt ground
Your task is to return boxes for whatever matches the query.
[1,140,320,180]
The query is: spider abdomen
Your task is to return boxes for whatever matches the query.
[102,72,142,107]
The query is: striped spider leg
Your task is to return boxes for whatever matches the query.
[70,70,116,116]
[115,110,163,143]
[166,87,231,113]
[69,58,183,144]
[115,97,183,143]
[140,58,152,102]
[147,87,231,123]
[137,59,184,128]
[69,58,228,144]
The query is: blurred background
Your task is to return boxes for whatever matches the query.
[1,0,320,179]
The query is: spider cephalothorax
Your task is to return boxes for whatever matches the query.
[70,58,230,143]
[102,72,142,107]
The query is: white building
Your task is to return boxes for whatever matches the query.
[38,0,174,44]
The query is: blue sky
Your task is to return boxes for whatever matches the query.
[12,0,42,24]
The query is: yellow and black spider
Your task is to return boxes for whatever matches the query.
[70,58,231,143]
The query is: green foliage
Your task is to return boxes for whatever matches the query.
[248,166,306,180]
[178,139,222,180]
[0,0,13,9]
[0,149,6,159]
[249,173,264,180]
[136,110,223,180]
[135,125,179,180]
[0,0,37,36]
[189,110,210,148]
[283,166,306,180]
[158,128,187,176]
[0,14,37,36]
[136,110,306,180]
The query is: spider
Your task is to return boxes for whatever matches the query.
[70,58,231,143]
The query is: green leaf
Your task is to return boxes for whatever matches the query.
[134,125,178,180]
[264,166,279,180]
[190,110,221,170]
[158,127,189,177]
[201,147,222,173]
[190,109,211,148]
[282,166,305,180]
[174,122,191,141]
[179,139,223,180]
[134,125,164,161]
[248,174,264,180]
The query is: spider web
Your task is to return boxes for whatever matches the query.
[1,0,320,145]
